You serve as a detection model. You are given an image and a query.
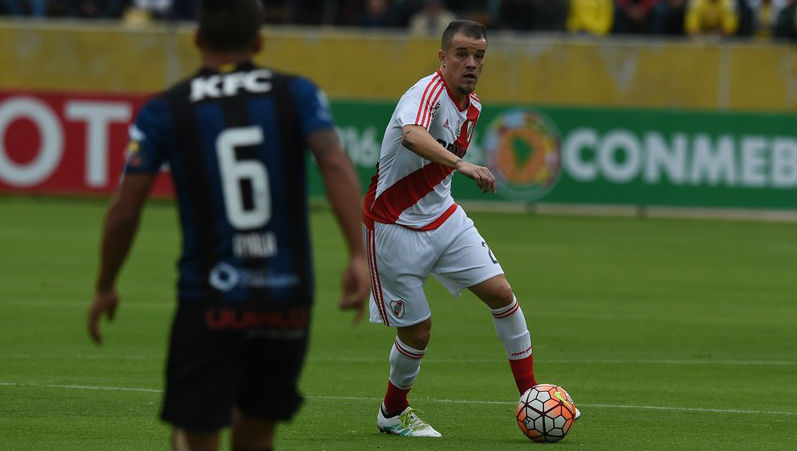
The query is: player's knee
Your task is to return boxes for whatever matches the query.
[232,427,272,447]
[175,429,220,451]
[231,410,274,450]
[411,322,431,349]
[498,284,515,306]
[399,319,431,349]
[485,282,515,309]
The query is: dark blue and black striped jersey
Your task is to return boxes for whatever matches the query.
[123,61,334,306]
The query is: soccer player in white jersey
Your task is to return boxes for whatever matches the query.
[363,20,576,437]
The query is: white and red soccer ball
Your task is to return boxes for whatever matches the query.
[516,384,577,442]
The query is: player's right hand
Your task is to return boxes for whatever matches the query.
[339,255,369,325]
[456,160,497,194]
[88,288,119,345]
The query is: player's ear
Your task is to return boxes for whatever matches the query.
[193,29,202,50]
[252,32,263,54]
[438,49,445,67]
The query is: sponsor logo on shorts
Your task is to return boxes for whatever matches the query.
[390,300,406,319]
[205,306,309,331]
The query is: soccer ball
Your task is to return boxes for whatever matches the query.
[516,384,577,442]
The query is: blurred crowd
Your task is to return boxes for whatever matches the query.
[1,0,795,41]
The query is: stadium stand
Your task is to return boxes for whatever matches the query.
[0,0,794,40]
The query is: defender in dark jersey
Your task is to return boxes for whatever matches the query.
[87,1,369,449]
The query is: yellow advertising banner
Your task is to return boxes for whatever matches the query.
[0,20,795,112]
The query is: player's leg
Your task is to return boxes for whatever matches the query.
[365,222,440,437]
[469,274,538,394]
[234,321,308,449]
[378,318,440,437]
[161,304,240,451]
[366,221,434,415]
[230,409,275,451]
[171,428,220,451]
[470,276,580,419]
[377,320,440,437]
[430,209,537,394]
[383,318,431,417]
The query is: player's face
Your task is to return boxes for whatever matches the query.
[439,33,487,96]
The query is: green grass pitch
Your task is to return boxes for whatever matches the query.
[0,196,795,450]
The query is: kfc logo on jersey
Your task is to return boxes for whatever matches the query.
[190,69,273,102]
[390,300,406,318]
[457,120,475,144]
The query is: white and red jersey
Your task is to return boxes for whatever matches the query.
[363,70,482,230]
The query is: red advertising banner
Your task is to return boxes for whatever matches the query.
[0,91,173,197]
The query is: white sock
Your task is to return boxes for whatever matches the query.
[490,296,532,360]
[388,336,426,389]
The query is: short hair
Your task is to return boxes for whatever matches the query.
[198,0,264,53]
[441,20,487,50]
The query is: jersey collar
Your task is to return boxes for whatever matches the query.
[436,70,470,112]
[198,60,257,76]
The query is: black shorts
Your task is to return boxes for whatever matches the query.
[160,303,310,431]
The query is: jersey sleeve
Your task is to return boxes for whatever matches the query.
[289,76,336,139]
[123,98,170,175]
[394,79,441,130]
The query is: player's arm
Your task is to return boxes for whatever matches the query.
[89,173,155,344]
[401,124,496,193]
[308,128,369,323]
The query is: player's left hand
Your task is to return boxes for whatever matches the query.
[339,255,369,325]
[88,288,119,345]
[456,160,497,194]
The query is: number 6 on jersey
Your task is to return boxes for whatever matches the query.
[216,126,271,230]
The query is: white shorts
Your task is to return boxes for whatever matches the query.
[364,206,504,327]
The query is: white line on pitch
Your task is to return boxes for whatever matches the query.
[2,381,795,416]
[2,354,794,366]
[0,354,155,360]
[3,300,787,326]
[48,384,162,393]
[3,299,171,309]
[311,357,796,366]
[0,381,160,393]
[312,395,797,416]
[579,403,797,416]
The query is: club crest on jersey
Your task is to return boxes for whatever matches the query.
[124,138,146,168]
[125,150,144,168]
[390,300,406,318]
